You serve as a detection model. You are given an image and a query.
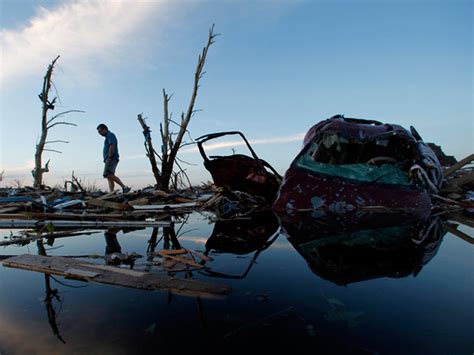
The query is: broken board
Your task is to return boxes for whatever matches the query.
[2,254,230,299]
[0,219,171,228]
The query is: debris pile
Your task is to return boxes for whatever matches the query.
[434,153,474,213]
[0,185,219,227]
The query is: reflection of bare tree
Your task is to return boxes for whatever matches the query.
[163,221,182,250]
[196,296,207,329]
[37,240,66,344]
[145,217,187,274]
[147,227,160,254]
[145,227,160,273]
[146,216,189,256]
[44,273,65,344]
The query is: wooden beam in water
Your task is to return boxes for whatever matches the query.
[1,254,230,299]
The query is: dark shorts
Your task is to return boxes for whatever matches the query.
[103,159,119,177]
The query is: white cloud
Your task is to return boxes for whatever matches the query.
[180,133,305,154]
[0,160,35,175]
[119,133,305,159]
[0,0,170,86]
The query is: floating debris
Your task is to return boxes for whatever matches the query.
[1,254,231,299]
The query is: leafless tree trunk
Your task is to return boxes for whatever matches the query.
[138,25,217,191]
[32,56,83,189]
[137,113,163,188]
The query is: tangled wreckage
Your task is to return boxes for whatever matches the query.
[196,131,282,207]
[273,115,444,217]
[0,114,472,300]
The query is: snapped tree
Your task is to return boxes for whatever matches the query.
[32,56,83,188]
[138,25,218,191]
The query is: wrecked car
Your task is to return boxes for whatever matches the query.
[273,115,443,218]
[196,131,282,204]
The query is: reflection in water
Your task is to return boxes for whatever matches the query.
[43,271,66,344]
[1,209,471,354]
[104,228,122,265]
[37,239,67,344]
[279,213,447,285]
[200,211,280,278]
[146,217,184,254]
[104,228,144,267]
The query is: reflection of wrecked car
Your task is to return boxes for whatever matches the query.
[196,131,281,204]
[199,211,280,279]
[273,115,443,218]
[280,213,446,285]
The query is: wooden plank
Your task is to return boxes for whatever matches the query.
[444,154,474,176]
[447,214,474,228]
[98,191,119,200]
[128,197,150,206]
[0,230,99,247]
[450,171,474,187]
[80,263,147,277]
[152,190,195,203]
[65,268,101,278]
[1,254,230,299]
[155,248,212,262]
[157,249,188,256]
[0,211,179,221]
[132,202,199,210]
[0,212,127,220]
[156,249,212,262]
[0,206,21,214]
[87,198,131,211]
[188,249,213,262]
[0,219,171,228]
[161,254,203,268]
[445,224,474,244]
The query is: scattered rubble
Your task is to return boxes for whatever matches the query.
[0,122,472,300]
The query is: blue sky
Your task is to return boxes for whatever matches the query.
[0,0,472,190]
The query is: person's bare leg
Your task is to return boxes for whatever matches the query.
[109,175,125,189]
[106,176,115,192]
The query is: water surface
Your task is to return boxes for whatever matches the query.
[0,212,472,354]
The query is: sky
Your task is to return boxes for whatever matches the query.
[0,0,472,190]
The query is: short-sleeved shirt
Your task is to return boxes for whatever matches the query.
[103,131,120,162]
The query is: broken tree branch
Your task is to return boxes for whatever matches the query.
[47,121,78,129]
[47,110,84,125]
[43,149,63,154]
[138,114,162,187]
[45,140,69,144]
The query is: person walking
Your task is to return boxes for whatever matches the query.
[97,123,130,193]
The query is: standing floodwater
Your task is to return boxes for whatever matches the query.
[0,211,472,354]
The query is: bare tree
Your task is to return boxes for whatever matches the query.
[138,25,218,191]
[32,55,84,189]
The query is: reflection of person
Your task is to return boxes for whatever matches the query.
[97,123,130,193]
[104,228,122,265]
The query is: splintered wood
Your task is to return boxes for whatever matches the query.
[150,248,213,272]
[1,254,230,299]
